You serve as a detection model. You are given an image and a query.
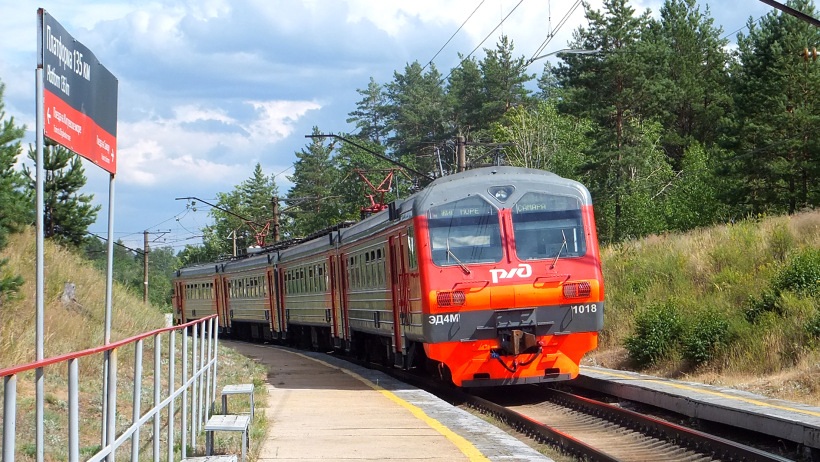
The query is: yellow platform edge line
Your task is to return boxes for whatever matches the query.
[292,351,491,462]
[582,366,820,418]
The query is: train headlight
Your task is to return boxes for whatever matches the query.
[437,290,466,307]
[563,281,591,299]
[488,186,515,203]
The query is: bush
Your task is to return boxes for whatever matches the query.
[682,312,730,365]
[744,290,780,324]
[805,310,820,341]
[773,247,820,296]
[624,302,683,367]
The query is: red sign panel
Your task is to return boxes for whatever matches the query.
[40,10,118,174]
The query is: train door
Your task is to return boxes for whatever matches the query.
[174,281,186,324]
[277,268,287,338]
[266,268,278,336]
[222,278,232,335]
[329,255,344,347]
[213,275,224,330]
[389,234,409,358]
[339,254,351,347]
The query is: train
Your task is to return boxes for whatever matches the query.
[172,166,604,387]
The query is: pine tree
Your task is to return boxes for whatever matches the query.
[479,35,534,126]
[346,77,388,144]
[447,55,485,139]
[0,81,28,295]
[555,0,667,242]
[24,144,99,248]
[287,127,341,236]
[641,0,731,167]
[726,0,820,215]
[202,163,280,255]
[535,62,561,101]
[383,61,448,176]
[241,163,280,224]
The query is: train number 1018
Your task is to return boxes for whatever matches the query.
[571,303,598,314]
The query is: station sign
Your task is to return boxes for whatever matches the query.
[39,10,118,174]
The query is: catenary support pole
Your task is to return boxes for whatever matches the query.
[272,197,280,242]
[458,136,466,172]
[144,231,149,305]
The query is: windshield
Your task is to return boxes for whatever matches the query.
[512,192,586,261]
[428,196,503,266]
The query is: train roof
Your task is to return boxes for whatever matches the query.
[412,166,592,216]
[176,262,217,278]
[175,167,590,272]
[220,252,271,272]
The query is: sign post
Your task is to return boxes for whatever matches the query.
[37,9,118,460]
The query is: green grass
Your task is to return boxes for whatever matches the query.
[600,211,820,377]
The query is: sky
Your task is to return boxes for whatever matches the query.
[0,0,774,252]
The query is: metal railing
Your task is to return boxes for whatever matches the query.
[1,315,219,462]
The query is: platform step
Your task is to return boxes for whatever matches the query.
[205,414,251,432]
[182,457,237,462]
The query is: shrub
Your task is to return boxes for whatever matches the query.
[682,312,730,365]
[805,310,820,341]
[768,222,794,262]
[773,247,820,296]
[744,290,780,324]
[624,302,683,367]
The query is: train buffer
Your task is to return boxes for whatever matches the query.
[204,414,252,462]
[221,383,255,418]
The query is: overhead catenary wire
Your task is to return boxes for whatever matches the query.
[86,232,145,255]
[721,14,767,41]
[422,0,486,72]
[528,0,583,64]
[440,0,525,84]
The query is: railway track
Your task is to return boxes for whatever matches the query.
[343,356,793,462]
[468,387,792,462]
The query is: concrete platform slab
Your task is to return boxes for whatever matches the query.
[577,365,820,450]
[223,341,550,462]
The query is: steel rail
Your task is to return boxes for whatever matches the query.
[543,388,792,462]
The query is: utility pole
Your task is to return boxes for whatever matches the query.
[272,196,280,242]
[457,136,466,172]
[143,231,149,306]
[228,230,237,257]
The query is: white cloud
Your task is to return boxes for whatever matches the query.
[117,99,320,186]
[248,100,322,141]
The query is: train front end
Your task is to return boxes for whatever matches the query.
[414,167,604,387]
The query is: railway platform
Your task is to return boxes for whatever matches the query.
[577,365,820,453]
[223,341,550,462]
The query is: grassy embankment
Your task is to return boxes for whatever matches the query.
[592,210,820,404]
[0,228,268,461]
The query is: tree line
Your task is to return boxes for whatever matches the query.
[186,0,820,258]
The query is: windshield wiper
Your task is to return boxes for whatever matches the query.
[550,230,567,270]
[446,239,472,274]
